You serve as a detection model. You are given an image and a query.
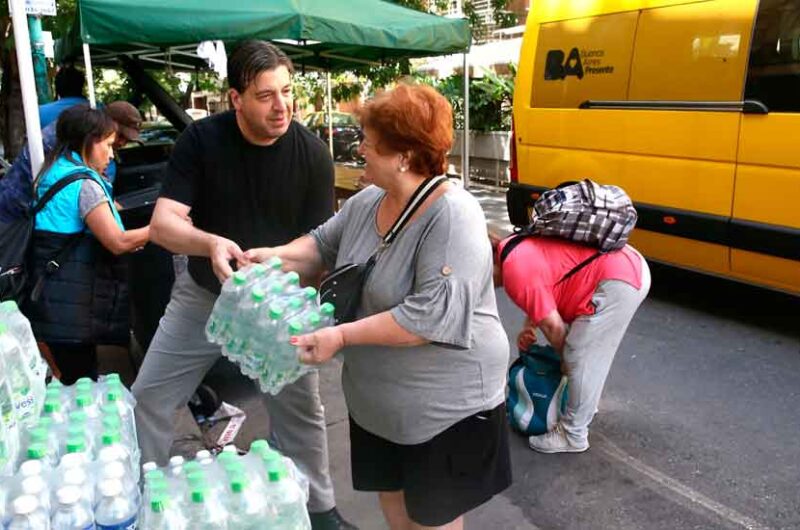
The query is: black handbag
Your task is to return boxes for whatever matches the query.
[319,175,447,324]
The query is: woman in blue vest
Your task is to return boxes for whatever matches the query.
[23,105,150,384]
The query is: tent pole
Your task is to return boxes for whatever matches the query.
[462,52,470,189]
[326,71,334,157]
[9,0,44,176]
[83,43,97,108]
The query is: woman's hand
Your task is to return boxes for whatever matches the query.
[243,247,277,264]
[517,317,537,350]
[291,327,346,365]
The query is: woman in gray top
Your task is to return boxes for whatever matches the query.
[246,84,511,530]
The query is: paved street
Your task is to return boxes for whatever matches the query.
[107,185,800,530]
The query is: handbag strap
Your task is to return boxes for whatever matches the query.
[381,175,448,247]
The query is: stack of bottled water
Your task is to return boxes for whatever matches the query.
[1,375,141,529]
[139,440,311,529]
[0,301,47,478]
[206,257,336,395]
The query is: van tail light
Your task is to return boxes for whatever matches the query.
[509,117,519,183]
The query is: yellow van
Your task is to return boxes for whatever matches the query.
[508,0,800,295]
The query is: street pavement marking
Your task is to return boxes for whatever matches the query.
[594,433,773,530]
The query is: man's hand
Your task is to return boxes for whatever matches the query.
[291,327,345,365]
[209,236,248,283]
[517,317,537,350]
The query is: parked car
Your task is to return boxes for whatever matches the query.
[303,111,363,162]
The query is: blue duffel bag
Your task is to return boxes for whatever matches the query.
[507,344,569,436]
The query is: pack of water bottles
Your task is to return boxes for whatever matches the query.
[140,441,310,529]
[1,375,141,529]
[206,257,335,396]
[0,300,49,478]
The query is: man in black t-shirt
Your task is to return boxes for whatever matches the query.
[131,41,357,530]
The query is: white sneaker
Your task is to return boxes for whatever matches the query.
[528,423,589,454]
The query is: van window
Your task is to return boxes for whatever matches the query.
[744,0,800,112]
[530,12,637,109]
[628,1,752,102]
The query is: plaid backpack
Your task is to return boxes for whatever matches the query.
[501,179,638,280]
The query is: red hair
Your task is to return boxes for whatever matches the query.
[358,84,453,177]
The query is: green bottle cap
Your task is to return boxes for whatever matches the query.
[268,282,284,295]
[250,439,270,455]
[0,300,18,312]
[28,427,48,444]
[217,452,237,464]
[145,469,165,481]
[150,497,166,513]
[232,271,247,286]
[150,480,169,494]
[230,474,248,493]
[303,286,318,300]
[27,443,47,460]
[75,393,92,408]
[43,399,60,414]
[223,461,244,475]
[106,390,121,403]
[0,322,6,334]
[183,461,202,473]
[268,304,284,320]
[261,448,281,464]
[307,312,321,327]
[101,403,118,416]
[285,271,300,285]
[105,373,121,384]
[36,417,53,429]
[251,287,266,303]
[47,379,64,390]
[288,297,303,310]
[251,264,266,277]
[267,463,286,482]
[288,320,303,336]
[65,437,86,454]
[101,430,121,446]
[320,302,335,316]
[45,387,61,399]
[191,490,206,503]
[68,410,87,423]
[186,471,207,488]
[268,256,283,269]
[76,377,93,387]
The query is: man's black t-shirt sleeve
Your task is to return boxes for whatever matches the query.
[160,124,202,207]
[302,143,335,232]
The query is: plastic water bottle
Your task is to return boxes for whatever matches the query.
[226,287,267,367]
[51,485,93,530]
[0,301,46,381]
[41,398,66,425]
[141,493,187,530]
[0,370,19,471]
[98,460,139,508]
[207,271,248,345]
[0,409,13,477]
[226,474,266,529]
[95,478,137,530]
[58,467,94,515]
[265,320,305,395]
[242,303,281,381]
[0,324,40,428]
[7,494,49,530]
[20,475,50,517]
[264,464,311,530]
[319,303,335,327]
[186,488,228,529]
[281,271,302,295]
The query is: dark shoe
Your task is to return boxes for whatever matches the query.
[309,507,358,530]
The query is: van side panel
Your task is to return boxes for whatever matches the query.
[628,1,755,101]
[534,0,713,23]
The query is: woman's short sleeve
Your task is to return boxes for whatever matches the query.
[390,196,494,349]
[78,179,109,220]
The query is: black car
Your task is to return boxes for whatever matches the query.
[303,111,363,162]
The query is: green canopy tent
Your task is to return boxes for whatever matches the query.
[55,0,474,181]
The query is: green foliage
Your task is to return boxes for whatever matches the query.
[427,65,515,132]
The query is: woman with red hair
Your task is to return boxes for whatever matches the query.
[246,84,511,530]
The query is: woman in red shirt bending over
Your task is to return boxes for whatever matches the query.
[494,233,651,453]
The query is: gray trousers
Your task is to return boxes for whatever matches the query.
[131,271,336,512]
[561,254,651,445]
